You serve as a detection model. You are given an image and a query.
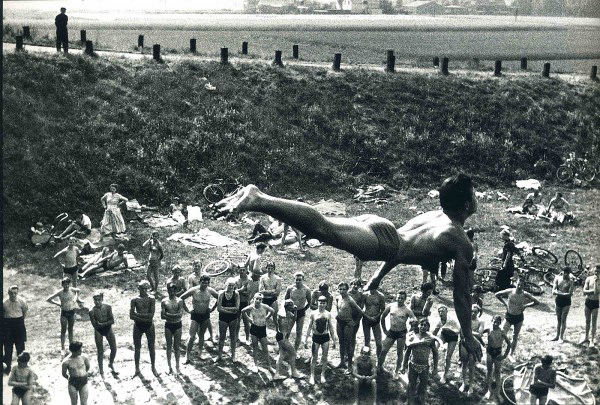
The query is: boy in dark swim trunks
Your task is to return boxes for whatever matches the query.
[432,305,460,383]
[62,341,90,405]
[305,295,336,385]
[552,267,574,343]
[379,290,416,378]
[242,293,276,374]
[46,277,83,352]
[482,315,510,401]
[161,282,187,375]
[54,237,82,287]
[130,280,158,377]
[353,346,377,405]
[8,352,37,405]
[401,318,439,405]
[89,293,117,375]
[581,265,600,347]
[529,355,556,405]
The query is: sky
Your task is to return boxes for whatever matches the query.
[3,0,248,11]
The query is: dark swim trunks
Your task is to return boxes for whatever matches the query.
[363,315,381,328]
[296,307,306,319]
[165,321,182,334]
[354,215,399,262]
[96,325,111,337]
[505,312,524,325]
[61,310,75,320]
[487,346,502,359]
[529,385,549,397]
[585,299,600,310]
[386,329,407,340]
[191,312,210,324]
[276,332,284,342]
[312,334,330,345]
[13,387,28,398]
[263,296,277,307]
[134,321,153,334]
[219,312,239,324]
[555,295,572,308]
[63,265,79,275]
[441,329,459,343]
[69,376,88,390]
[250,324,267,339]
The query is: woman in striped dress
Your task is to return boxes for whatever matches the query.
[100,184,128,236]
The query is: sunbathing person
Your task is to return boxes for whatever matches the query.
[169,197,186,225]
[79,244,128,279]
[215,174,482,360]
[546,192,572,224]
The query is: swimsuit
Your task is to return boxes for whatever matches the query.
[13,387,28,398]
[585,298,600,310]
[312,334,330,345]
[296,307,306,319]
[555,295,572,308]
[134,321,153,334]
[363,315,381,328]
[61,310,75,320]
[250,324,267,339]
[239,301,249,314]
[315,318,328,334]
[63,265,78,275]
[529,385,549,397]
[276,332,284,342]
[387,329,407,340]
[263,296,277,307]
[441,329,459,343]
[487,346,503,359]
[191,311,210,324]
[219,294,239,324]
[505,312,524,325]
[165,321,182,334]
[409,361,429,374]
[96,325,111,337]
[68,376,88,390]
[354,215,399,261]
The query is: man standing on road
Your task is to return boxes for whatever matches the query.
[3,285,28,375]
[55,7,68,53]
[215,174,482,360]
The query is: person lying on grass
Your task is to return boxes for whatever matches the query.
[215,173,482,361]
[79,244,128,280]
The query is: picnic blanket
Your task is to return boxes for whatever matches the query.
[512,364,596,405]
[313,199,347,216]
[141,214,181,228]
[187,205,203,221]
[516,179,542,190]
[354,185,391,204]
[167,228,240,249]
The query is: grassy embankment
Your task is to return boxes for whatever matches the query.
[3,51,600,228]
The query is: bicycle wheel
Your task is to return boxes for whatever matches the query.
[581,165,596,182]
[556,165,573,182]
[203,260,230,276]
[474,268,498,292]
[203,184,225,204]
[523,281,544,296]
[543,271,556,287]
[532,247,558,265]
[564,249,583,271]
[488,257,503,267]
[501,375,517,405]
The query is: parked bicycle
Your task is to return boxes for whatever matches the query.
[203,177,243,204]
[556,155,596,182]
[202,249,249,277]
[29,212,69,247]
[543,249,586,286]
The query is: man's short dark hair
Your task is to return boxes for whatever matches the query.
[338,282,349,290]
[69,341,83,352]
[200,274,211,282]
[466,229,475,239]
[318,281,329,291]
[438,173,474,212]
[541,354,553,365]
[421,282,434,293]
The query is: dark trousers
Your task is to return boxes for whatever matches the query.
[56,30,68,53]
[2,318,27,371]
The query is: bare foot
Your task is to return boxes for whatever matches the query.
[184,359,194,365]
[109,364,119,375]
[168,367,173,375]
[550,336,559,341]
[309,375,315,385]
[133,370,142,378]
[589,340,595,348]
[216,185,261,217]
[151,367,159,377]
[579,337,590,345]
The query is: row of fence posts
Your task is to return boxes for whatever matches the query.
[12,27,600,81]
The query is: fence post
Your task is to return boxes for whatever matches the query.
[520,57,527,70]
[292,44,299,59]
[85,40,93,55]
[153,44,160,61]
[542,62,550,77]
[221,47,229,65]
[494,60,502,76]
[386,50,395,73]
[433,56,439,67]
[190,39,196,53]
[591,66,598,81]
[274,50,283,67]
[80,30,86,44]
[16,36,23,51]
[22,26,31,38]
[138,35,144,48]
[242,41,248,55]
[333,53,342,71]
[440,57,449,75]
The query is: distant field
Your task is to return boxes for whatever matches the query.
[4,4,600,72]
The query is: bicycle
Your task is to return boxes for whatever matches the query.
[543,249,586,286]
[501,357,570,405]
[30,212,69,246]
[556,157,596,182]
[203,177,243,204]
[203,249,249,277]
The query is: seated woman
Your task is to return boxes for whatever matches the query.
[169,197,186,225]
[79,244,128,279]
[29,221,51,247]
[546,192,572,224]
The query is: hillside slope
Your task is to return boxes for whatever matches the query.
[3,52,599,223]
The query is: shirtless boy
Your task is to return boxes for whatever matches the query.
[130,280,158,377]
[362,285,386,358]
[304,295,336,385]
[581,265,600,347]
[167,265,187,297]
[216,278,240,363]
[379,290,416,377]
[401,318,439,405]
[54,237,81,286]
[336,282,372,373]
[353,346,377,405]
[180,274,218,363]
[495,277,540,358]
[284,272,312,354]
[482,315,511,401]
[187,261,216,344]
[529,355,556,405]
[143,232,164,293]
[310,281,334,311]
[46,277,83,351]
[458,304,484,396]
[235,265,252,343]
[242,293,276,373]
[88,293,117,375]
[161,282,187,374]
[215,174,482,359]
[259,261,282,315]
[62,341,90,405]
[245,243,267,276]
[273,299,303,380]
[8,352,36,405]
[432,305,460,383]
[552,267,575,342]
[410,283,434,320]
[349,279,366,350]
[79,244,128,280]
